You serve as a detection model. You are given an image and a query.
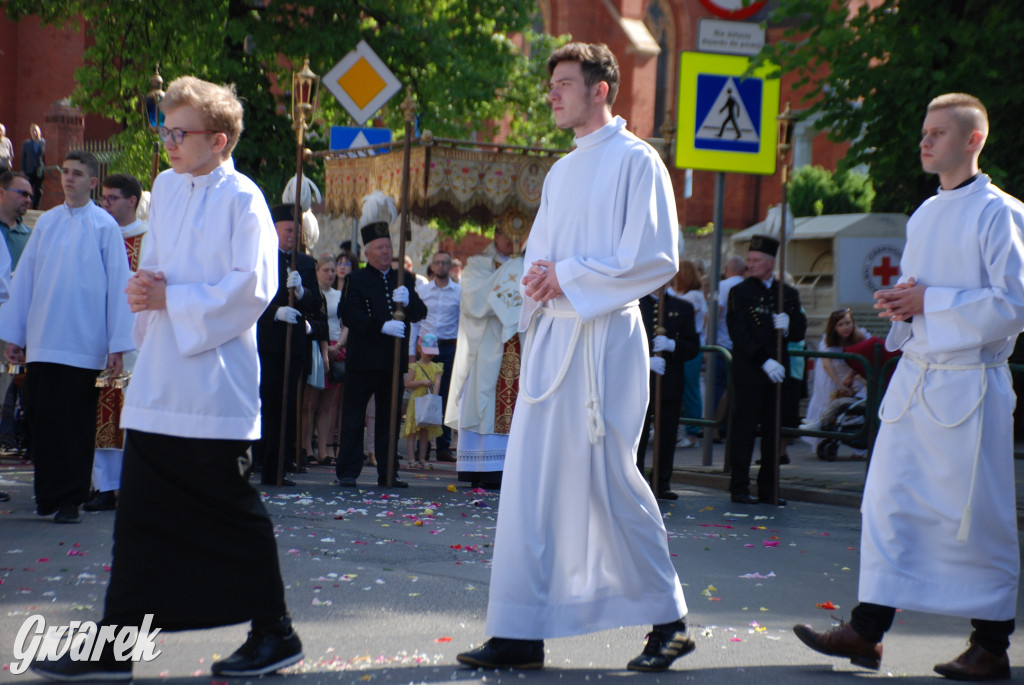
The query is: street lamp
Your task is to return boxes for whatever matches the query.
[771,102,799,506]
[275,57,320,486]
[142,66,165,183]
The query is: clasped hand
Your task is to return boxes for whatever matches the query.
[874,277,924,322]
[126,269,167,313]
[522,260,563,303]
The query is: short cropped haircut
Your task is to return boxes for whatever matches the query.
[102,173,143,205]
[161,76,245,157]
[547,42,620,107]
[64,150,100,178]
[0,170,29,187]
[928,93,989,140]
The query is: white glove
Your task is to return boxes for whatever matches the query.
[773,312,789,335]
[649,356,666,376]
[652,335,675,353]
[761,358,786,383]
[381,320,406,338]
[392,285,409,305]
[274,306,300,324]
[286,269,304,299]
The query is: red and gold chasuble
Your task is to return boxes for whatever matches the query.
[95,232,144,449]
[493,335,520,434]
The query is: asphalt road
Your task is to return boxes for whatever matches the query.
[1,461,1021,684]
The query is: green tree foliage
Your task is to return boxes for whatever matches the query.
[788,165,874,217]
[1,0,569,201]
[759,0,1024,214]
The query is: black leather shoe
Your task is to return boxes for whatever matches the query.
[0,491,10,502]
[84,491,117,511]
[657,490,679,500]
[211,628,304,676]
[730,494,759,505]
[759,497,787,506]
[31,646,132,681]
[933,642,1011,681]
[627,620,695,672]
[261,478,295,487]
[54,502,81,524]
[338,477,358,487]
[457,637,544,669]
[378,477,410,489]
[435,449,457,463]
[793,622,882,670]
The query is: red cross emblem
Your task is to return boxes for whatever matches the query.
[872,256,900,287]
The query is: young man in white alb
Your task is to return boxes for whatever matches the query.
[458,42,693,673]
[794,93,1023,682]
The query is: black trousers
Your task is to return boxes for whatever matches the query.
[255,352,303,483]
[22,362,100,513]
[728,382,782,500]
[434,339,456,452]
[852,602,1015,654]
[335,367,402,483]
[28,172,42,209]
[105,430,288,630]
[637,382,682,492]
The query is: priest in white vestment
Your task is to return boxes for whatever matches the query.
[446,233,523,488]
[794,93,1023,681]
[88,173,148,512]
[457,42,692,674]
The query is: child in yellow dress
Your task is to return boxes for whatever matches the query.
[403,333,444,469]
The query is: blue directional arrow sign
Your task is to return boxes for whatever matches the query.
[675,51,779,174]
[329,126,393,154]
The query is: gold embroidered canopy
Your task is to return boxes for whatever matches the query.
[323,139,564,233]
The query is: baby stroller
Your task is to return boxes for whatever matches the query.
[816,396,868,461]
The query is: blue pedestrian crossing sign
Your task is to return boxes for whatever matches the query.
[675,51,780,174]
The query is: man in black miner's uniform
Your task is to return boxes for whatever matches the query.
[254,203,324,486]
[335,218,426,489]
[726,234,806,506]
[637,285,700,500]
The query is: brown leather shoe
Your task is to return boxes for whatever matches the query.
[933,643,1010,681]
[792,622,882,670]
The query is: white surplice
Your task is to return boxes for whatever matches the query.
[120,160,278,441]
[485,117,687,639]
[0,202,133,367]
[861,175,1024,620]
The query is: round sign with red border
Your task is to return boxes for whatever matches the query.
[698,0,768,20]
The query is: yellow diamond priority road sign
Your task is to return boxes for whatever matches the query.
[323,41,402,126]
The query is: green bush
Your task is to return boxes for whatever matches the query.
[788,165,875,216]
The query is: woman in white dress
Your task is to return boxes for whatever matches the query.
[802,308,868,449]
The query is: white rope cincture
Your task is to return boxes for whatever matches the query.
[520,307,605,445]
[880,352,1004,542]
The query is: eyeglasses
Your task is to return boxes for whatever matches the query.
[3,188,32,200]
[158,127,220,145]
[100,194,125,205]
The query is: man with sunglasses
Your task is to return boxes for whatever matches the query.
[0,170,33,269]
